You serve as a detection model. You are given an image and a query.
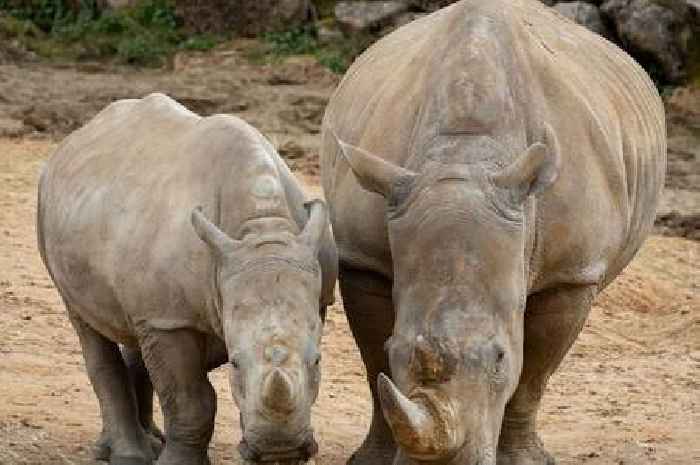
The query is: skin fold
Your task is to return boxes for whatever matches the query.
[37,93,338,465]
[320,1,665,465]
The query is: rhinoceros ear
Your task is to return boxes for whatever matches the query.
[490,123,561,203]
[333,131,417,199]
[191,207,241,260]
[300,199,328,254]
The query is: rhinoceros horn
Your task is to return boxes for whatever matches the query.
[332,131,417,198]
[300,200,328,254]
[377,373,462,460]
[191,206,241,260]
[262,368,296,415]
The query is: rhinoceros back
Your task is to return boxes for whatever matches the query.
[321,0,665,289]
[38,93,299,343]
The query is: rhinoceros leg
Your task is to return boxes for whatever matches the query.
[339,267,397,465]
[139,328,215,465]
[68,312,156,465]
[497,285,595,465]
[121,346,165,454]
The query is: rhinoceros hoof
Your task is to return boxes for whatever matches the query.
[110,456,153,465]
[146,430,165,457]
[348,441,396,465]
[497,446,556,465]
[92,429,159,463]
[154,446,210,465]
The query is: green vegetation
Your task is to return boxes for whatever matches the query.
[0,0,220,65]
[0,0,364,72]
[253,24,372,74]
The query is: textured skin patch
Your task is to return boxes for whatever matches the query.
[250,174,285,213]
[252,175,281,199]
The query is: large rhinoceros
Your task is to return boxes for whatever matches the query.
[320,1,665,464]
[37,93,338,465]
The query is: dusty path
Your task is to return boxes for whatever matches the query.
[1,43,698,240]
[0,137,698,465]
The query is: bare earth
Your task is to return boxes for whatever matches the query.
[0,45,699,465]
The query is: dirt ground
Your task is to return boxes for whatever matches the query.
[1,42,699,240]
[1,44,699,465]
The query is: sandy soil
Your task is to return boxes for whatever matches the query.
[1,42,698,239]
[1,136,698,465]
[0,44,699,465]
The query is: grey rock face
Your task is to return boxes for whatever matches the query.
[553,2,611,38]
[545,0,605,5]
[334,1,408,34]
[407,0,458,11]
[688,0,700,16]
[601,0,694,83]
[176,0,313,35]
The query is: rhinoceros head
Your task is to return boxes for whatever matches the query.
[191,200,328,464]
[334,127,560,464]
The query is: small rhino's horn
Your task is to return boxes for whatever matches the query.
[261,368,296,415]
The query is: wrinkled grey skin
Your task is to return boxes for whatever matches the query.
[320,1,665,465]
[37,93,338,465]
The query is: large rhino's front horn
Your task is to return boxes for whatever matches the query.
[377,373,463,460]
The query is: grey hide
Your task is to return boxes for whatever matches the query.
[320,1,665,465]
[37,93,338,465]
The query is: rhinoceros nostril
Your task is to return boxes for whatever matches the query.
[265,345,289,365]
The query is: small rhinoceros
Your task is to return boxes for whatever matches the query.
[320,1,665,465]
[37,93,338,465]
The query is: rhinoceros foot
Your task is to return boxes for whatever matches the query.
[144,425,165,456]
[92,427,160,464]
[110,456,154,465]
[347,435,396,465]
[497,436,555,465]
[155,443,210,465]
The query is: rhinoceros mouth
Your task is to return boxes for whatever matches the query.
[238,435,318,464]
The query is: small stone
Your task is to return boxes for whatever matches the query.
[553,2,611,38]
[335,1,408,35]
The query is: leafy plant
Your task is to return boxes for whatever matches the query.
[263,25,318,56]
[179,33,217,51]
[258,24,370,74]
[0,0,221,65]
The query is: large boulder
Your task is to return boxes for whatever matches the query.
[406,0,456,11]
[601,0,694,84]
[334,1,408,34]
[175,0,313,35]
[543,0,605,5]
[553,2,611,38]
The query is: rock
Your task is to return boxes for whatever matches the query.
[601,0,694,84]
[317,21,344,44]
[543,0,605,5]
[175,0,313,35]
[0,117,26,137]
[392,12,427,29]
[377,11,428,36]
[278,139,306,159]
[666,85,700,129]
[334,1,408,34]
[688,0,700,16]
[407,0,457,11]
[553,2,611,38]
[102,0,138,8]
